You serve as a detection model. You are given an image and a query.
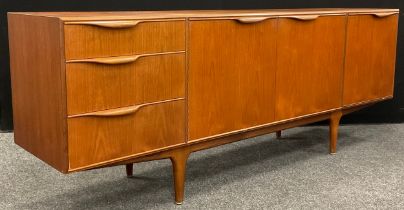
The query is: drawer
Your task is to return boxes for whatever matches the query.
[66,53,185,115]
[67,99,185,170]
[64,20,185,60]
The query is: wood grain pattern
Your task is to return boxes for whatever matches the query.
[9,9,398,21]
[67,51,184,64]
[188,19,278,141]
[371,12,397,18]
[90,102,380,175]
[235,16,272,23]
[64,20,185,59]
[89,105,371,204]
[68,98,184,118]
[66,20,142,28]
[282,14,320,20]
[91,108,351,171]
[68,100,185,170]
[7,9,399,204]
[275,16,346,120]
[170,148,190,204]
[66,53,185,115]
[7,14,68,173]
[343,14,398,106]
[329,111,342,154]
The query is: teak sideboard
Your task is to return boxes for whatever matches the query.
[8,8,399,204]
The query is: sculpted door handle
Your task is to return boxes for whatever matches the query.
[236,17,271,23]
[69,105,143,118]
[371,12,397,18]
[65,20,142,28]
[283,15,320,21]
[67,55,142,65]
[66,51,184,65]
[68,98,184,118]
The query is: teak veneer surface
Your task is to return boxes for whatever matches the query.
[188,18,277,140]
[68,99,185,170]
[10,8,398,21]
[8,8,399,172]
[7,8,399,204]
[343,14,398,105]
[8,14,68,173]
[64,20,185,59]
[66,52,185,115]
[275,16,346,120]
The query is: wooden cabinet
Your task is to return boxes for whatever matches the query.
[275,15,346,120]
[188,18,277,140]
[8,9,399,204]
[343,14,399,106]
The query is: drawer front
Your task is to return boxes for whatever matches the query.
[64,20,185,60]
[68,100,185,170]
[66,53,185,115]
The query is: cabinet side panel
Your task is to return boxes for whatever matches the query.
[8,14,68,173]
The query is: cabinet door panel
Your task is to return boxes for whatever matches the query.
[188,19,277,140]
[275,16,346,120]
[343,14,398,105]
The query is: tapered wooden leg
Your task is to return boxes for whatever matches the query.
[170,150,190,205]
[276,130,282,139]
[126,163,133,177]
[329,111,342,155]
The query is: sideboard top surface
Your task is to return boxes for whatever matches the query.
[8,8,399,21]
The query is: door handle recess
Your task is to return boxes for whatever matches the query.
[371,12,397,18]
[65,20,141,28]
[68,98,184,118]
[66,51,183,65]
[69,105,143,118]
[283,15,320,21]
[67,55,142,65]
[236,17,271,23]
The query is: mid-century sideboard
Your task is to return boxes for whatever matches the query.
[8,8,399,204]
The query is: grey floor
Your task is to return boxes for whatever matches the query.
[1,124,404,210]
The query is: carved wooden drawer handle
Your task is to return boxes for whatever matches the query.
[65,20,142,28]
[283,15,320,21]
[68,98,184,118]
[236,17,271,23]
[67,55,142,65]
[69,105,142,118]
[66,52,183,65]
[371,12,397,18]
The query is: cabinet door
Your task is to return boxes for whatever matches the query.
[275,16,346,120]
[188,19,277,141]
[343,14,398,106]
